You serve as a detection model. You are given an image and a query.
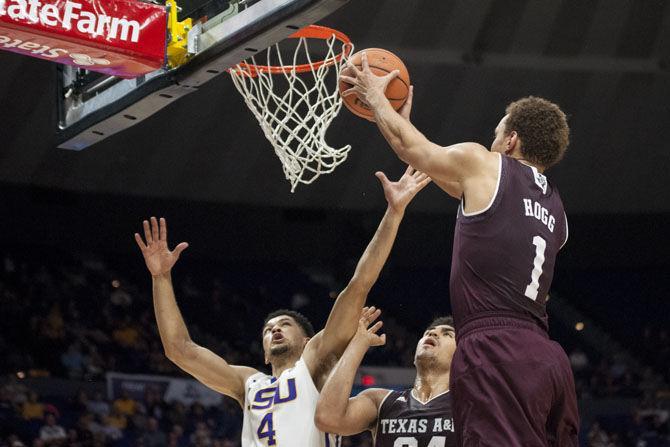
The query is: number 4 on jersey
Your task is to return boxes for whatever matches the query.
[257,413,276,445]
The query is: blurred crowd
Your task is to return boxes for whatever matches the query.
[0,248,668,446]
[0,248,418,381]
[572,346,670,446]
[0,381,242,447]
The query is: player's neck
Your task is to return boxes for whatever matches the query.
[270,354,300,377]
[413,369,450,402]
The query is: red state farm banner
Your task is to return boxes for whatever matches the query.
[0,0,167,78]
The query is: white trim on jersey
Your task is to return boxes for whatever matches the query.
[371,389,393,446]
[461,153,503,217]
[560,212,569,249]
[410,388,450,406]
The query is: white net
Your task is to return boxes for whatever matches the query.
[229,27,353,192]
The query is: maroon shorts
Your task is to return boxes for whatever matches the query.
[451,315,579,447]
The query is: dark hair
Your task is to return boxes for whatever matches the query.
[425,316,454,332]
[263,309,315,338]
[504,96,569,169]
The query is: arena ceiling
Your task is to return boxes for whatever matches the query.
[1,0,670,214]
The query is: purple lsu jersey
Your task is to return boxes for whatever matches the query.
[450,154,568,331]
[373,389,456,447]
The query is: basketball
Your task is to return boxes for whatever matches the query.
[339,48,410,120]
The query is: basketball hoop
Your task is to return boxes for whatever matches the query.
[228,25,353,192]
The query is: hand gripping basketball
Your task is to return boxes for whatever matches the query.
[339,49,410,120]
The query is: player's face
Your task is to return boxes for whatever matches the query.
[414,325,456,368]
[490,115,512,154]
[262,315,309,361]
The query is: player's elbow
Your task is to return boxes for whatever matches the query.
[314,407,335,433]
[393,137,421,165]
[163,340,195,363]
[163,343,182,362]
[397,141,437,172]
[347,275,374,297]
[314,403,345,434]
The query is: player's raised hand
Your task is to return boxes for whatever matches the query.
[376,165,431,214]
[134,217,189,277]
[354,306,386,348]
[340,52,399,109]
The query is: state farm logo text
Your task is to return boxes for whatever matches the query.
[0,0,141,43]
[0,34,111,66]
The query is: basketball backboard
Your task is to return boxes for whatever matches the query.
[53,0,351,150]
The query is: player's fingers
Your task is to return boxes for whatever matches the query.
[414,171,428,181]
[346,58,361,75]
[369,321,384,334]
[134,233,147,251]
[375,171,390,186]
[362,306,377,321]
[361,51,370,72]
[339,75,358,86]
[173,242,189,258]
[405,165,414,176]
[341,86,362,98]
[368,308,382,323]
[382,69,400,85]
[416,177,432,191]
[406,85,414,105]
[143,220,152,244]
[159,217,167,242]
[378,334,387,345]
[150,217,159,242]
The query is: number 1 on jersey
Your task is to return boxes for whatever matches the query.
[524,235,547,301]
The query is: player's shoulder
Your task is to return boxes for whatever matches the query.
[245,370,271,389]
[360,387,393,400]
[444,143,498,170]
[358,387,394,409]
[445,142,489,157]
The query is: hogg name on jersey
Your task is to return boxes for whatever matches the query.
[379,417,455,435]
[523,198,555,232]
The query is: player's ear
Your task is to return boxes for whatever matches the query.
[506,131,520,155]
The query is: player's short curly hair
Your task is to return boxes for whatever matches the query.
[426,316,455,331]
[504,96,569,169]
[263,309,315,338]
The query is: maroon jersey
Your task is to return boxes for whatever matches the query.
[373,389,456,447]
[450,154,568,331]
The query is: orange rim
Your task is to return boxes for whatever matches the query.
[230,25,352,77]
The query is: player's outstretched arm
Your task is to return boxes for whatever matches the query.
[396,87,462,199]
[315,308,390,436]
[135,217,257,405]
[304,168,430,376]
[340,53,491,193]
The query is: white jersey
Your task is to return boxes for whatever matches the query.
[241,357,339,447]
